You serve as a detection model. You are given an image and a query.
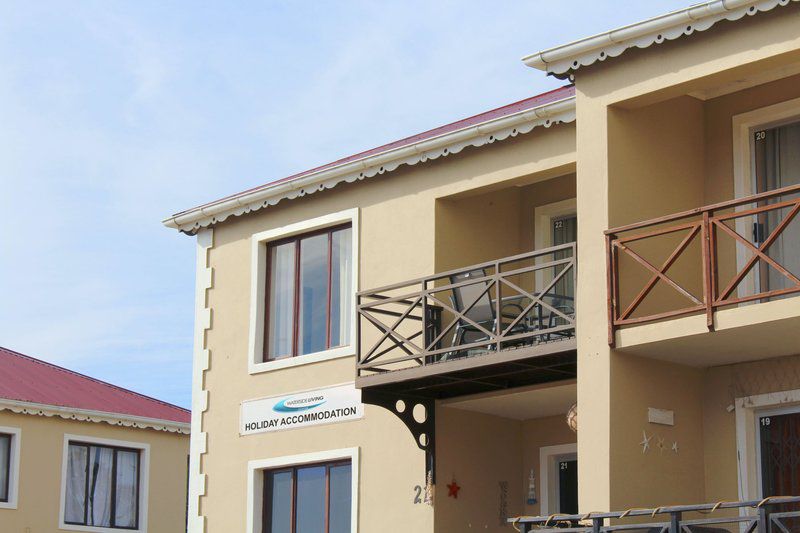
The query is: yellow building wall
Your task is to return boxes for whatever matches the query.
[188,3,800,526]
[573,0,800,515]
[435,407,523,533]
[198,124,577,532]
[520,415,577,517]
[435,407,577,531]
[0,410,188,533]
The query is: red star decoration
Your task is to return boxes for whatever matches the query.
[446,480,461,499]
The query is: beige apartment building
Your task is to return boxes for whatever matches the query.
[0,346,190,533]
[165,1,800,531]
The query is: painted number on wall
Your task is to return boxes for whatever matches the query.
[413,485,423,504]
[755,130,766,141]
[761,417,771,426]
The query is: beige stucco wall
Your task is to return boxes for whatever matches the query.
[187,4,800,528]
[573,1,800,516]
[435,406,577,531]
[198,123,577,532]
[435,407,523,532]
[0,410,188,533]
[520,415,577,517]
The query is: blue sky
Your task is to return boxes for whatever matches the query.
[0,0,691,408]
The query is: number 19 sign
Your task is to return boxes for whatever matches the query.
[240,384,364,436]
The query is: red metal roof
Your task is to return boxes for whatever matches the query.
[0,346,190,424]
[173,84,576,217]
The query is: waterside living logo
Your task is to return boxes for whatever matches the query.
[273,394,326,413]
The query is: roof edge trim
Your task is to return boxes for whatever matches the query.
[163,95,576,234]
[0,398,191,434]
[522,0,796,77]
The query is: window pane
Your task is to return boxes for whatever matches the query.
[0,434,10,502]
[330,227,353,348]
[65,444,88,524]
[295,465,326,533]
[298,234,329,355]
[87,446,114,527]
[114,450,139,528]
[265,470,292,533]
[329,464,352,533]
[752,122,800,296]
[268,242,296,359]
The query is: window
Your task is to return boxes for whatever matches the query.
[64,442,141,530]
[750,119,800,297]
[0,426,20,510]
[0,433,10,503]
[265,224,353,361]
[262,461,352,533]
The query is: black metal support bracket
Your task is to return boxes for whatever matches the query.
[361,389,436,483]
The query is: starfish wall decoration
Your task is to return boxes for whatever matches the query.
[640,430,652,454]
[447,479,461,499]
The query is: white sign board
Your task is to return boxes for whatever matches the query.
[648,407,675,426]
[241,384,364,436]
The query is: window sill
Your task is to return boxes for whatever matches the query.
[59,524,143,533]
[0,501,18,510]
[249,346,355,375]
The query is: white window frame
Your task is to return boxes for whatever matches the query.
[246,447,360,533]
[0,425,21,510]
[734,388,800,504]
[248,208,360,374]
[58,434,150,533]
[538,442,577,516]
[732,97,800,298]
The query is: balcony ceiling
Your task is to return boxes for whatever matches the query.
[441,380,576,420]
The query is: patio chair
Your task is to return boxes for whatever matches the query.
[444,269,533,359]
[535,293,575,342]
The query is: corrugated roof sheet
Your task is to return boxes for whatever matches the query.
[0,346,190,424]
[172,85,576,218]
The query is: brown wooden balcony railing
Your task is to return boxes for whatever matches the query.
[356,243,576,379]
[606,183,800,345]
[509,496,800,532]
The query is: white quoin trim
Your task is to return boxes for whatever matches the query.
[187,228,213,533]
[522,0,797,77]
[162,96,576,233]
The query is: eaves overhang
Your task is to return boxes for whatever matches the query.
[0,398,191,434]
[163,93,576,234]
[522,0,798,79]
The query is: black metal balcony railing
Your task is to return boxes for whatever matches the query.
[509,496,800,532]
[356,243,576,379]
[606,183,800,345]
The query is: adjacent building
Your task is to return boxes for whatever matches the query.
[0,346,190,532]
[164,1,800,531]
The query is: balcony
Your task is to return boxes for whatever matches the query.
[606,184,800,363]
[356,243,577,399]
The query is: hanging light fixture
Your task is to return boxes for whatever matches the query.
[566,403,578,433]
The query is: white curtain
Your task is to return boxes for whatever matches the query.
[114,450,139,528]
[334,228,353,346]
[87,446,114,527]
[65,445,88,523]
[0,435,10,501]
[268,242,296,357]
